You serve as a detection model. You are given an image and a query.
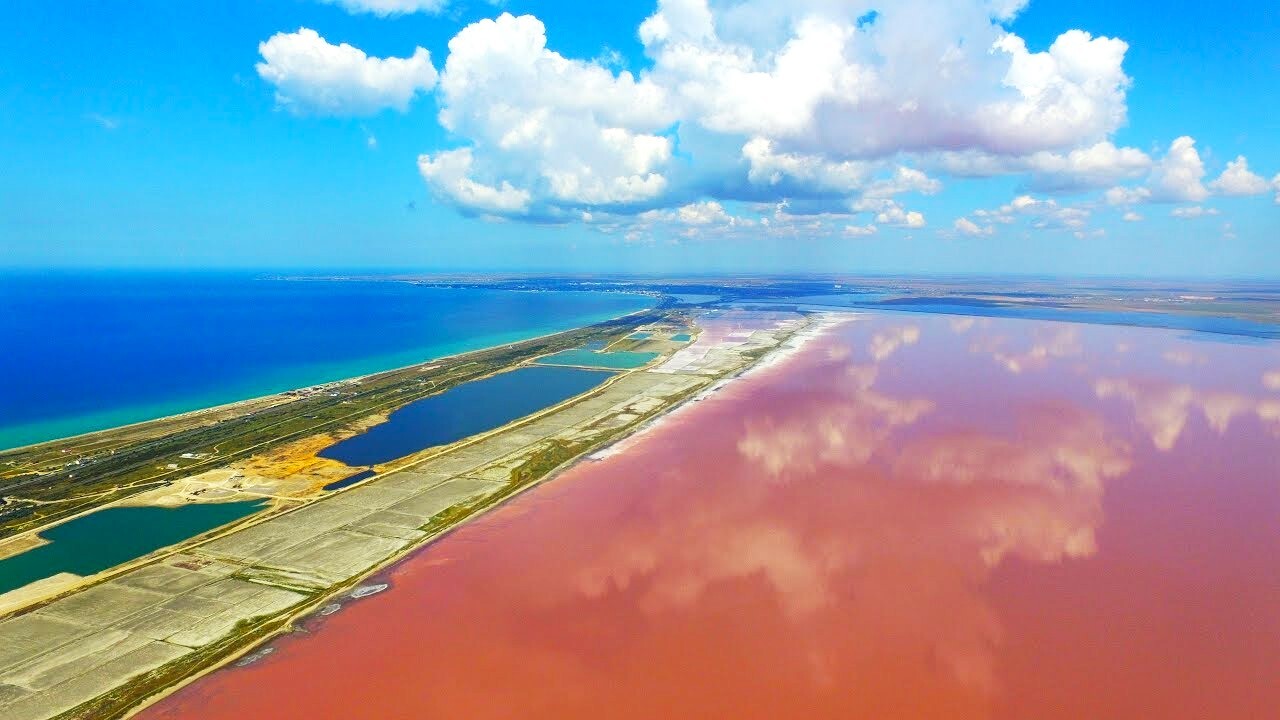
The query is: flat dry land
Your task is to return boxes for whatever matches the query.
[0,311,812,720]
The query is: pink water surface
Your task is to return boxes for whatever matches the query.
[143,312,1280,719]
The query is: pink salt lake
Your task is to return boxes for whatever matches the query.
[143,311,1280,720]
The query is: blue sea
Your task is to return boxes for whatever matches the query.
[0,272,654,450]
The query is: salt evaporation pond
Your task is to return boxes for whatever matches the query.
[534,348,658,369]
[144,311,1280,720]
[318,365,613,466]
[0,501,263,596]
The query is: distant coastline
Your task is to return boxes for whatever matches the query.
[0,276,655,451]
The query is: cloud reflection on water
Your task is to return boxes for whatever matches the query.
[144,311,1280,720]
[570,318,1136,705]
[969,325,1082,373]
[1264,369,1280,390]
[1096,376,1280,449]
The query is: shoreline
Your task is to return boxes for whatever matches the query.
[0,304,662,565]
[588,312,854,462]
[0,304,658,456]
[0,304,682,618]
[121,311,821,719]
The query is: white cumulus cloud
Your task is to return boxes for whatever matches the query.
[256,28,437,116]
[1104,185,1151,206]
[970,194,1092,231]
[742,137,871,193]
[1102,136,1231,207]
[934,142,1150,191]
[418,147,531,215]
[428,13,676,217]
[284,0,1272,235]
[406,1,1149,224]
[954,217,993,236]
[1148,136,1209,202]
[676,200,733,225]
[319,0,447,16]
[1022,142,1151,190]
[1209,156,1271,196]
[869,200,926,228]
[864,166,943,198]
[640,1,1131,159]
[1170,205,1219,219]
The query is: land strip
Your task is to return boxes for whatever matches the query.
[0,305,673,538]
[0,310,814,720]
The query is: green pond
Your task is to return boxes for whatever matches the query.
[535,348,659,369]
[0,500,264,596]
[671,333,692,342]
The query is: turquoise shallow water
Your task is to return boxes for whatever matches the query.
[0,273,654,450]
[0,501,264,595]
[535,348,659,369]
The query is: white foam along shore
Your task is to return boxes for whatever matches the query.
[587,311,857,461]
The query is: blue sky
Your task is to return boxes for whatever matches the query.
[1,0,1276,276]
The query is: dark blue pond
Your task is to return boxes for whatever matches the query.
[323,469,377,491]
[318,366,614,466]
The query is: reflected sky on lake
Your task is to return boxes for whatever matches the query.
[146,311,1280,720]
